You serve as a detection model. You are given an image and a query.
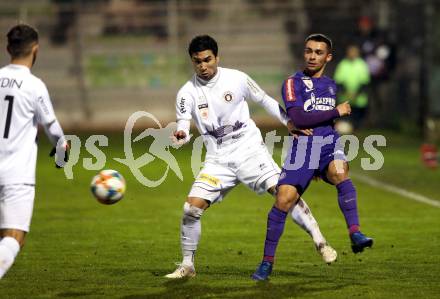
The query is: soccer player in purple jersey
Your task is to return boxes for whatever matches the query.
[252,34,373,281]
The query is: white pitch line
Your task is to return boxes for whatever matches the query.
[351,173,440,208]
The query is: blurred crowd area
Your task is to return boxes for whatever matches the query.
[0,0,439,140]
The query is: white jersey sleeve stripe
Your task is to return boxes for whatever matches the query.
[35,81,56,125]
[246,74,288,126]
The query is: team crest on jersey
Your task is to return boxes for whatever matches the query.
[279,171,286,180]
[223,91,234,102]
[302,77,314,91]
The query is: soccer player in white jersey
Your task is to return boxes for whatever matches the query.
[165,35,337,279]
[0,24,68,279]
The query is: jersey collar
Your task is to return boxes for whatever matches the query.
[8,64,31,73]
[195,67,221,87]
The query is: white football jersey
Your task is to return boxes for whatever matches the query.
[0,64,57,185]
[176,67,288,158]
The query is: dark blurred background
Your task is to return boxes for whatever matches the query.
[0,0,438,141]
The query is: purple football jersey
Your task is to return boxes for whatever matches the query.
[278,71,345,194]
[281,71,338,136]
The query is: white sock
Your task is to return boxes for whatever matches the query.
[290,198,327,248]
[0,237,20,279]
[180,203,203,267]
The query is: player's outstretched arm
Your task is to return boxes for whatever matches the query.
[245,75,290,126]
[174,91,193,145]
[258,95,290,126]
[287,101,351,129]
[35,82,69,168]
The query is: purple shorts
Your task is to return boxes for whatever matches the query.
[277,135,346,194]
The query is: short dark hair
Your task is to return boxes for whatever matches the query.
[188,35,218,57]
[7,24,39,59]
[305,33,332,52]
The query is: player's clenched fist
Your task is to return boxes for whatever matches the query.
[336,101,351,116]
[174,130,187,140]
[171,130,190,147]
[49,142,70,168]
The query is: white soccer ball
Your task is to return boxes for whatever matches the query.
[91,169,126,205]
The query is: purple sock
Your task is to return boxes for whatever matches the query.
[336,179,360,234]
[263,206,288,263]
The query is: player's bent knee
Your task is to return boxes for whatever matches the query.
[186,195,210,209]
[327,161,349,184]
[1,229,26,248]
[276,185,298,211]
[267,186,277,196]
[183,202,204,221]
[327,171,349,185]
[16,236,25,248]
[277,193,296,206]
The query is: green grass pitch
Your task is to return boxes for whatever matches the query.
[1,130,439,298]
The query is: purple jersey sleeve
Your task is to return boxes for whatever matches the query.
[281,77,304,110]
[287,107,340,129]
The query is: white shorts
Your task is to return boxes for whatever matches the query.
[0,184,35,232]
[189,145,280,204]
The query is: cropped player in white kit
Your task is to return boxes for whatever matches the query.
[165,35,337,279]
[0,24,68,279]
